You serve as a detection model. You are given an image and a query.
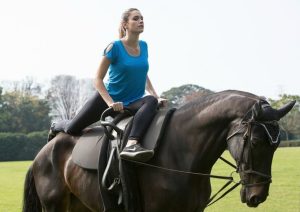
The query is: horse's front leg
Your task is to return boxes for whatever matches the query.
[33,144,72,211]
[65,157,103,211]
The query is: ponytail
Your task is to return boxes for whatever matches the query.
[119,25,126,39]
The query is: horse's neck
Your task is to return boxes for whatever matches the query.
[162,94,256,172]
[167,111,228,172]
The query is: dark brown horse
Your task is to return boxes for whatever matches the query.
[23,90,295,212]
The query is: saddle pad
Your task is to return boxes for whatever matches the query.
[72,127,105,170]
[140,108,176,150]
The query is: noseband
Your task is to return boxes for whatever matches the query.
[227,120,280,187]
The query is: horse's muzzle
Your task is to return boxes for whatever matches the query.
[246,194,265,207]
[240,185,268,207]
[241,187,268,207]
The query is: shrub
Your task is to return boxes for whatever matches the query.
[279,139,300,147]
[0,131,47,161]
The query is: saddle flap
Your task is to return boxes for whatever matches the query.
[72,127,105,170]
[72,117,133,170]
[140,108,176,150]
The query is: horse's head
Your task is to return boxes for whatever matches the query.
[226,99,295,207]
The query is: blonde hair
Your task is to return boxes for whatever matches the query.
[119,8,139,39]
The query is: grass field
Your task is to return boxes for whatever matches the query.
[0,161,31,212]
[207,147,300,212]
[0,147,299,212]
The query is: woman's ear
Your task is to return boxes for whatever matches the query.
[122,22,128,30]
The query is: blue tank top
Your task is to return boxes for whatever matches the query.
[104,40,149,106]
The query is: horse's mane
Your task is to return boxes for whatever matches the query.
[177,90,261,114]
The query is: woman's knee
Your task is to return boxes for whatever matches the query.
[64,124,79,135]
[143,95,158,107]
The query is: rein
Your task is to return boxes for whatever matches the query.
[122,156,241,207]
[122,157,235,180]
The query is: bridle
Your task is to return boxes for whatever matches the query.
[226,119,280,188]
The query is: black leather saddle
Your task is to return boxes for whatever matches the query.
[71,107,176,211]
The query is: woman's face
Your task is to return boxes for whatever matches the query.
[124,10,144,34]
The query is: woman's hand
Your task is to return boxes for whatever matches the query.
[109,102,124,112]
[158,97,168,107]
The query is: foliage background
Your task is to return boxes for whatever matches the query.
[0,80,299,161]
[0,131,47,161]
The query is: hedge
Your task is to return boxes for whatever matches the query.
[0,132,299,161]
[0,131,48,161]
[279,139,300,147]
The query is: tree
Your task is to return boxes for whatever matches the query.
[2,77,42,96]
[268,94,300,140]
[0,89,51,133]
[161,84,213,108]
[47,75,94,121]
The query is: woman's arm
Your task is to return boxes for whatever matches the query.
[146,76,159,99]
[94,56,123,111]
[146,76,168,107]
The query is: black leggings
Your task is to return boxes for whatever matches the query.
[65,91,158,140]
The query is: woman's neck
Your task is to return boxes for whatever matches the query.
[122,34,140,47]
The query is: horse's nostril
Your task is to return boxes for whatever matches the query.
[249,196,261,206]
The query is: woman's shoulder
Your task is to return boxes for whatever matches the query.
[139,40,148,45]
[139,40,148,50]
[103,40,121,54]
[107,40,121,48]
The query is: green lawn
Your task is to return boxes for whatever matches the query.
[206,147,300,212]
[0,147,299,212]
[0,161,31,212]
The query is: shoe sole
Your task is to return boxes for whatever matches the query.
[120,151,154,162]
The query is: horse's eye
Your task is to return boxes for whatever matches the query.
[251,137,261,147]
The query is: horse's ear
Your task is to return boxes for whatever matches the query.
[248,99,296,122]
[252,100,280,121]
[246,99,294,122]
[277,100,296,120]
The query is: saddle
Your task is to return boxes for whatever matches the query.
[72,108,176,212]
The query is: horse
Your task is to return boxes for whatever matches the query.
[22,90,295,212]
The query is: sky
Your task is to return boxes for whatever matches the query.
[0,0,299,99]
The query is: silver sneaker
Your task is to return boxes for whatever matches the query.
[120,143,154,162]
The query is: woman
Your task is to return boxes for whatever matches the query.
[49,8,167,162]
